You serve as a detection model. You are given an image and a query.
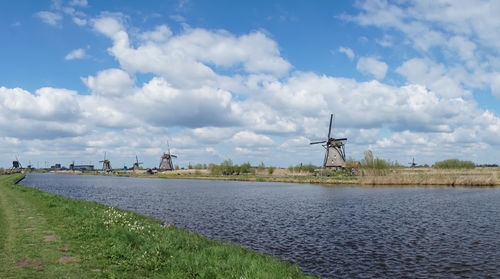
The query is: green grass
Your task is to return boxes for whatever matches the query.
[0,174,314,278]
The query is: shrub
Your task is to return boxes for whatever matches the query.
[433,159,475,169]
[193,164,203,170]
[209,160,253,175]
[268,166,275,175]
[239,163,252,174]
[257,162,265,171]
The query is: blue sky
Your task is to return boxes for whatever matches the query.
[1,0,500,169]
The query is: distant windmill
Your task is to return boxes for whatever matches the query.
[133,155,143,171]
[99,152,112,173]
[409,158,417,168]
[11,155,22,170]
[310,114,347,169]
[159,141,177,171]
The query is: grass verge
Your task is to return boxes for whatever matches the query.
[0,174,314,278]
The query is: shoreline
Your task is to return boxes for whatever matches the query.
[44,167,500,187]
[0,174,313,278]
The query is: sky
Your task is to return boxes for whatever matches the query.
[1,0,500,169]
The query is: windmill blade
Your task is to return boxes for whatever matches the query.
[327,114,333,139]
[310,140,327,145]
[334,138,347,141]
[171,155,177,158]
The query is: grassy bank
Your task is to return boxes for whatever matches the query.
[0,174,314,278]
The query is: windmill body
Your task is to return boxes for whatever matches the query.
[311,114,347,169]
[159,143,177,171]
[133,155,143,171]
[323,140,346,168]
[159,153,176,171]
[11,155,22,171]
[99,152,112,173]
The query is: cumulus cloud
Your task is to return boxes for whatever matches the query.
[396,58,470,98]
[69,0,88,7]
[345,0,500,99]
[92,17,292,84]
[338,46,355,60]
[4,5,500,167]
[356,57,388,79]
[82,68,134,96]
[232,131,274,147]
[72,17,87,26]
[36,11,62,25]
[65,48,88,60]
[138,25,173,43]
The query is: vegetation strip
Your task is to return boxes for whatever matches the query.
[0,174,313,278]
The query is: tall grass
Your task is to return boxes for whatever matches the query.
[288,164,317,173]
[433,159,475,169]
[359,150,403,176]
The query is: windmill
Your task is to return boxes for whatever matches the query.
[133,155,143,171]
[11,155,22,170]
[99,152,112,173]
[159,141,177,171]
[310,114,347,169]
[409,158,417,168]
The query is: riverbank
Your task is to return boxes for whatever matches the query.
[53,166,500,187]
[0,174,313,278]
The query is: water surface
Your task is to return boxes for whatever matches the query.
[21,173,500,278]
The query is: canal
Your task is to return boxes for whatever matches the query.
[20,173,500,278]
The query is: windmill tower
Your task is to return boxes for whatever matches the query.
[133,155,143,171]
[11,155,22,171]
[409,158,417,168]
[310,114,347,169]
[159,142,177,171]
[99,152,112,173]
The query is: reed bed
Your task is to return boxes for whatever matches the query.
[358,167,499,186]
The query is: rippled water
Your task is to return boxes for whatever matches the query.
[20,173,500,278]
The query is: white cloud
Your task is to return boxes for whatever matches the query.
[92,17,292,83]
[5,7,500,167]
[82,68,134,96]
[69,0,88,7]
[396,58,470,98]
[489,72,500,98]
[232,131,274,147]
[356,56,388,79]
[346,0,500,99]
[72,17,87,26]
[138,25,173,43]
[338,46,355,60]
[65,48,88,60]
[36,11,62,26]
